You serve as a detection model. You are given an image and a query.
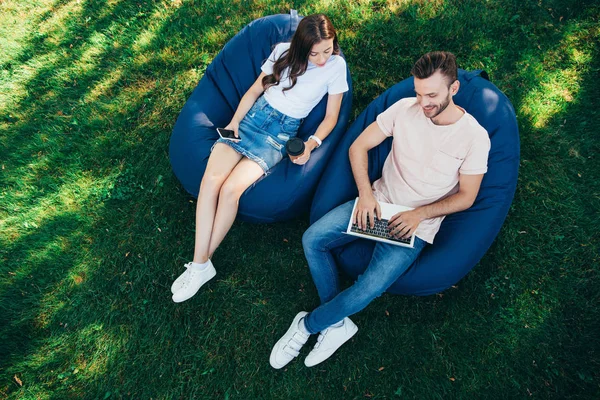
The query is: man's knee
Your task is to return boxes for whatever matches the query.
[302,222,328,251]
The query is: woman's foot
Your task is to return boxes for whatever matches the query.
[170,262,193,294]
[171,261,216,303]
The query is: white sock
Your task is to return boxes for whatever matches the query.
[330,319,344,328]
[191,261,209,270]
[298,317,310,335]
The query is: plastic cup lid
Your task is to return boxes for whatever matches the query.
[285,137,305,156]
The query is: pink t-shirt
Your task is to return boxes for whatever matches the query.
[373,98,491,243]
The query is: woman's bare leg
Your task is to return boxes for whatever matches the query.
[193,143,243,264]
[207,158,265,256]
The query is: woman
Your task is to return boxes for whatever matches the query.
[171,14,348,303]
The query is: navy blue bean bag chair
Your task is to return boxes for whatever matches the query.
[169,11,353,223]
[310,70,519,296]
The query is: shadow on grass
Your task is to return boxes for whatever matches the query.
[0,213,91,387]
[0,0,598,398]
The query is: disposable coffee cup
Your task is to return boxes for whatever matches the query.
[286,137,305,162]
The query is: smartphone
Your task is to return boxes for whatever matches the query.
[217,128,240,141]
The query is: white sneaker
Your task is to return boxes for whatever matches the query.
[304,317,358,367]
[269,312,310,369]
[171,263,193,294]
[171,261,216,303]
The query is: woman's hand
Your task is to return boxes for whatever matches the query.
[292,140,318,165]
[224,120,240,138]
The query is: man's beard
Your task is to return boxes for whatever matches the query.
[423,93,451,120]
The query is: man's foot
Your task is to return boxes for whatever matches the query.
[304,317,358,367]
[270,312,310,369]
[171,261,216,303]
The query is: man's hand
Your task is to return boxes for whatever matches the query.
[388,208,424,239]
[349,122,388,228]
[353,193,381,230]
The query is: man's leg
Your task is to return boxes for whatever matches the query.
[300,238,427,367]
[270,200,358,369]
[302,200,360,305]
[304,238,427,334]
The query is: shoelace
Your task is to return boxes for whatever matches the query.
[174,263,192,285]
[179,263,199,289]
[283,331,308,357]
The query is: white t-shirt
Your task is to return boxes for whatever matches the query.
[374,98,491,243]
[261,42,349,119]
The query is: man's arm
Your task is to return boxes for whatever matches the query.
[349,121,389,229]
[389,173,485,239]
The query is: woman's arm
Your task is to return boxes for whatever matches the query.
[224,72,267,137]
[293,92,343,165]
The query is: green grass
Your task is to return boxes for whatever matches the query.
[1,0,599,398]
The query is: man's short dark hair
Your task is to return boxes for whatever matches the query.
[411,51,458,86]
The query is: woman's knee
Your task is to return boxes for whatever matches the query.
[200,170,228,194]
[219,179,246,203]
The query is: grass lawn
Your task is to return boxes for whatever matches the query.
[1,0,599,398]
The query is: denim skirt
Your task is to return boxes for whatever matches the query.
[214,96,302,173]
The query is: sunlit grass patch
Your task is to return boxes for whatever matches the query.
[83,68,124,102]
[0,0,58,63]
[522,67,581,129]
[36,0,85,43]
[519,24,596,129]
[130,1,188,55]
[0,52,62,117]
[14,323,126,390]
[0,171,111,252]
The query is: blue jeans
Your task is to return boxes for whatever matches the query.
[302,200,427,334]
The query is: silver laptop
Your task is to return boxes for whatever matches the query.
[345,198,416,248]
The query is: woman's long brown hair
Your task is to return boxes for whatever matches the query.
[262,14,340,92]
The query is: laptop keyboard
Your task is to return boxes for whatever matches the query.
[350,217,412,245]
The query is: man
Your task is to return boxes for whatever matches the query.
[270,51,491,369]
